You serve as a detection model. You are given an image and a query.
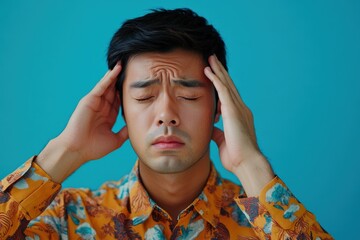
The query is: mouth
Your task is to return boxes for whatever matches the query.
[152,142,185,149]
[152,136,185,149]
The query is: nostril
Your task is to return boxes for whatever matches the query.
[158,119,177,126]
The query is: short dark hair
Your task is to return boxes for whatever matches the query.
[107,8,227,115]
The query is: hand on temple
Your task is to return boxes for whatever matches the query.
[36,63,128,183]
[205,55,274,196]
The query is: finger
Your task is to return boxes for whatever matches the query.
[204,66,234,106]
[208,56,241,105]
[112,91,121,114]
[103,81,118,106]
[211,127,225,148]
[109,91,121,119]
[91,63,122,96]
[208,55,227,85]
[116,126,129,147]
[213,55,237,91]
[210,55,247,109]
[211,55,236,90]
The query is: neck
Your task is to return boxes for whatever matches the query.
[138,154,211,221]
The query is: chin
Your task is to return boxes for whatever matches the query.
[141,156,195,174]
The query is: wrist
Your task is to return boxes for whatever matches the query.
[233,153,275,197]
[36,138,84,183]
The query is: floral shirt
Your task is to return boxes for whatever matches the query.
[0,156,332,239]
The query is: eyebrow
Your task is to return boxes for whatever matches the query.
[130,79,159,88]
[130,79,206,88]
[173,79,206,88]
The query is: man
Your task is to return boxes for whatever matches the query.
[0,8,332,239]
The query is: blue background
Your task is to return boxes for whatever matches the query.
[1,1,359,238]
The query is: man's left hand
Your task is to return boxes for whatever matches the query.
[204,55,274,196]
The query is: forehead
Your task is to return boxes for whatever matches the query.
[125,49,206,80]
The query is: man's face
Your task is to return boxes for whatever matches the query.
[123,49,219,174]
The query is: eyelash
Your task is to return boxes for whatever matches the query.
[135,96,153,102]
[181,97,199,101]
[135,96,199,102]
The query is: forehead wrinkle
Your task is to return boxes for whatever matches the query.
[127,51,205,87]
[151,65,180,81]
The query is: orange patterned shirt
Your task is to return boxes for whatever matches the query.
[0,156,333,239]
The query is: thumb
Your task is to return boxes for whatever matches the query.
[116,126,129,147]
[212,126,225,148]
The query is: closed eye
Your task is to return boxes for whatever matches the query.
[134,96,200,102]
[180,97,200,101]
[135,96,154,102]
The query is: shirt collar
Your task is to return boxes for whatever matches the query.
[192,162,222,227]
[127,160,223,228]
[127,161,155,225]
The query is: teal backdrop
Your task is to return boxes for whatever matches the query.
[1,1,359,238]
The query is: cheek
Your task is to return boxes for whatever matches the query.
[125,114,151,155]
[180,102,215,134]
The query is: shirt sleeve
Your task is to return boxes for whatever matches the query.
[0,156,61,239]
[234,176,334,239]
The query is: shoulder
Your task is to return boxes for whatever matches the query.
[53,173,133,208]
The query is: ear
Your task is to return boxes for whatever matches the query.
[214,100,221,123]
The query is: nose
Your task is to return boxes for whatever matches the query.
[156,94,180,127]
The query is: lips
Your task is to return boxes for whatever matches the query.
[152,136,185,149]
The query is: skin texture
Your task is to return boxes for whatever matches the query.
[123,50,219,174]
[122,50,220,219]
[36,48,274,222]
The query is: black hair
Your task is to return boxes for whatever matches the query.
[107,8,227,116]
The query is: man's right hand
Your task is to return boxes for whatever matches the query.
[36,63,128,183]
